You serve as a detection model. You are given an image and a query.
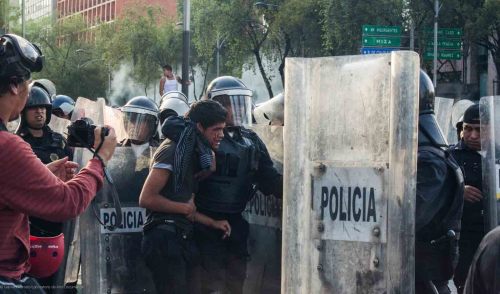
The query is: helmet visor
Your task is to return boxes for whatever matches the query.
[1,34,44,72]
[123,112,157,143]
[228,95,253,127]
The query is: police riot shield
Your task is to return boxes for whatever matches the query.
[434,97,455,143]
[479,96,500,232]
[48,115,71,138]
[243,125,283,293]
[282,52,419,293]
[253,93,284,126]
[72,97,127,142]
[79,147,156,294]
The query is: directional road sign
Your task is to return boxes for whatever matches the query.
[362,36,401,47]
[362,25,401,36]
[424,51,462,60]
[361,47,398,54]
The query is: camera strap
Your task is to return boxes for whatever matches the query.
[70,127,123,230]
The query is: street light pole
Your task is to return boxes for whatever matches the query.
[182,0,190,97]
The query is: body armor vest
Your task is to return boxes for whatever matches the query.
[20,128,68,164]
[196,128,259,213]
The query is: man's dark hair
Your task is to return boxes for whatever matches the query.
[162,64,172,71]
[186,100,227,128]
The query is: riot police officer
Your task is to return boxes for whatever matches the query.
[415,70,464,294]
[120,96,160,150]
[158,90,190,125]
[16,86,72,164]
[449,104,485,293]
[195,76,283,294]
[52,94,75,120]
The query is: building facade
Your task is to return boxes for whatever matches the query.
[25,0,56,21]
[57,0,176,28]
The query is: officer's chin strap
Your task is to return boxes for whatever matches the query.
[72,128,123,231]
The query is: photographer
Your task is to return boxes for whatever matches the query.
[0,34,117,292]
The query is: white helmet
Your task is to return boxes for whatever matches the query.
[159,91,190,124]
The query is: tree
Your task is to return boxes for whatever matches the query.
[469,0,500,80]
[320,0,405,56]
[11,16,108,99]
[191,0,276,98]
[97,5,182,101]
[264,0,325,85]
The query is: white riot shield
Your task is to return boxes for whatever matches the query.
[434,97,455,143]
[282,52,419,293]
[78,147,156,294]
[253,93,284,126]
[72,97,127,142]
[243,125,283,293]
[48,115,71,138]
[480,96,500,232]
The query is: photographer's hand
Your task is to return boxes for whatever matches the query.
[93,126,117,165]
[47,157,79,182]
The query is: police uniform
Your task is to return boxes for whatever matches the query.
[18,126,72,165]
[415,70,465,294]
[449,140,485,291]
[195,127,282,294]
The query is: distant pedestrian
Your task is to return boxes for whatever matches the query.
[159,64,183,96]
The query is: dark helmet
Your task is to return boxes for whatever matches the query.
[0,34,44,80]
[52,95,75,117]
[418,70,448,147]
[22,86,52,124]
[205,76,253,127]
[159,91,189,124]
[122,96,159,143]
[419,69,435,114]
[33,79,56,101]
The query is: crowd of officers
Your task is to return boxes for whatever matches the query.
[0,34,499,294]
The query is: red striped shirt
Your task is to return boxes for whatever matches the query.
[0,131,104,279]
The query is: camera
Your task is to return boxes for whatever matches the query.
[67,118,109,148]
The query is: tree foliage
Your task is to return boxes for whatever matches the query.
[97,5,182,99]
[12,16,108,99]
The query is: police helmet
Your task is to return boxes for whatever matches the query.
[23,86,52,124]
[159,91,189,124]
[0,34,43,80]
[418,70,448,147]
[33,79,56,101]
[205,76,253,127]
[419,69,435,114]
[122,96,159,143]
[52,95,75,118]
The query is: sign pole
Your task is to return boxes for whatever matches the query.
[433,0,439,88]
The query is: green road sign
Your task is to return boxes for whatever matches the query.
[362,25,401,36]
[424,51,462,60]
[426,39,462,49]
[424,27,463,37]
[362,36,401,47]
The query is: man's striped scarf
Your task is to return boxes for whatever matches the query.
[164,116,213,193]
